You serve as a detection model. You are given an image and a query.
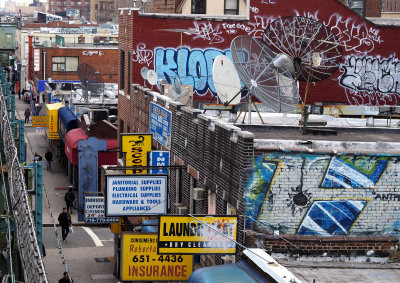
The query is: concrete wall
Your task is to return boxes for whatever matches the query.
[245,151,400,238]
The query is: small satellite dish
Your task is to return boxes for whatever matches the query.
[48,77,53,83]
[140,67,149,80]
[171,78,183,100]
[147,69,158,86]
[212,55,241,105]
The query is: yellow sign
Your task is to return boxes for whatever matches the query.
[121,234,193,281]
[121,133,152,174]
[158,215,238,254]
[32,116,49,127]
[45,103,63,139]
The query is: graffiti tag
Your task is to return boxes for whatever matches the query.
[132,43,154,66]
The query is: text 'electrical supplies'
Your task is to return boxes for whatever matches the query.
[121,234,193,281]
[106,175,167,216]
[158,215,238,254]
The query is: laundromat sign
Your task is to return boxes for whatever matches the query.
[158,215,238,254]
[121,133,152,174]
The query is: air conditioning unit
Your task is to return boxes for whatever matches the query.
[193,188,204,200]
[221,255,235,264]
[177,206,187,215]
[175,202,184,208]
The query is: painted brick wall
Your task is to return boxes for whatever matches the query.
[123,1,400,107]
[245,152,400,238]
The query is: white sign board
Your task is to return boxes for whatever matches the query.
[84,196,119,223]
[33,49,40,72]
[106,175,167,216]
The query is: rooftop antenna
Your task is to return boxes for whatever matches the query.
[230,35,300,124]
[77,63,105,103]
[262,16,342,132]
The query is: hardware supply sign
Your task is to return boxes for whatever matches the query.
[158,215,238,254]
[84,196,119,224]
[120,234,193,281]
[149,102,171,149]
[106,175,167,216]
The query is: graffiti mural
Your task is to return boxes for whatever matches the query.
[320,156,389,189]
[154,47,231,96]
[243,152,400,237]
[340,55,400,105]
[297,200,367,236]
[244,154,280,227]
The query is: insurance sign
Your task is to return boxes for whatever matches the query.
[121,234,193,281]
[106,175,167,216]
[158,215,238,254]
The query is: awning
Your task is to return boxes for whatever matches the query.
[65,128,88,165]
[58,106,78,140]
[65,128,118,166]
[188,262,267,283]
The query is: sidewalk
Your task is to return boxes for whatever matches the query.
[15,95,82,225]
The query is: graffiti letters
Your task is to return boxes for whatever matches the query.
[340,55,400,105]
[154,47,231,96]
[374,193,400,201]
[132,43,154,67]
[261,0,276,4]
[189,22,224,44]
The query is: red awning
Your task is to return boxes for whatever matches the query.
[65,128,118,166]
[65,128,88,165]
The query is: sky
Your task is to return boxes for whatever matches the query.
[1,1,42,9]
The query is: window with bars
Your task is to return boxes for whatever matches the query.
[225,0,238,15]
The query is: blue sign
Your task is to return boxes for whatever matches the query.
[149,102,172,149]
[149,151,170,174]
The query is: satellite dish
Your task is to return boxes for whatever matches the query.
[212,55,241,105]
[140,66,149,80]
[230,35,300,113]
[262,16,342,82]
[48,77,53,83]
[147,69,158,86]
[77,63,105,103]
[171,78,182,100]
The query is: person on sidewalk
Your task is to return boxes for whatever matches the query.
[58,208,72,242]
[44,149,53,171]
[64,187,75,214]
[58,271,73,283]
[24,107,30,124]
[33,152,42,162]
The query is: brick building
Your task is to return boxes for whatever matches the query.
[48,0,91,19]
[118,0,400,260]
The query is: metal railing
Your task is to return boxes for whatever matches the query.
[0,83,48,282]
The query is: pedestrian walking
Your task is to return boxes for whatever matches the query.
[24,107,30,123]
[58,208,72,242]
[58,271,73,283]
[44,149,53,171]
[64,187,75,214]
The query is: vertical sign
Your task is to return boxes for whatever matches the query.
[84,196,119,223]
[149,151,170,174]
[78,137,107,221]
[33,49,40,72]
[149,102,172,149]
[121,234,193,281]
[121,134,152,174]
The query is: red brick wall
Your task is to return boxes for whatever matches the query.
[121,1,400,106]
[33,47,118,83]
[366,0,383,17]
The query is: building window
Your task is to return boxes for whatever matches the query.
[176,168,183,204]
[190,177,198,214]
[52,57,78,72]
[127,52,131,95]
[191,0,206,14]
[225,0,238,15]
[119,119,124,133]
[120,51,125,90]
